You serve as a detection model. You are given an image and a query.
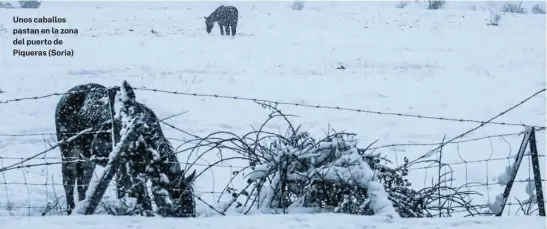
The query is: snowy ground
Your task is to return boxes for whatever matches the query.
[0,0,545,222]
[1,213,546,229]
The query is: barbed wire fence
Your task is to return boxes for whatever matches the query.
[0,87,544,217]
[399,127,546,216]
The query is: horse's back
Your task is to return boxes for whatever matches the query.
[213,5,238,21]
[225,5,238,13]
[55,83,111,136]
[56,83,106,114]
[225,5,238,18]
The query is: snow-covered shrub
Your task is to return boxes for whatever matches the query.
[244,130,397,217]
[469,5,477,11]
[488,10,501,26]
[291,1,305,11]
[196,105,422,217]
[189,105,481,218]
[18,0,41,8]
[366,156,426,217]
[0,1,14,8]
[501,2,526,14]
[395,2,409,9]
[427,0,445,10]
[531,4,546,14]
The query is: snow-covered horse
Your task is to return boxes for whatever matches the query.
[55,81,196,217]
[204,5,239,36]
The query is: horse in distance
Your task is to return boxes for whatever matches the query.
[204,5,239,36]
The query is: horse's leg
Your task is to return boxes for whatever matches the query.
[76,152,95,202]
[134,183,152,211]
[224,24,230,36]
[73,147,85,200]
[230,20,237,36]
[149,161,179,216]
[218,22,224,35]
[150,177,171,217]
[115,163,132,199]
[60,143,77,215]
[132,175,153,216]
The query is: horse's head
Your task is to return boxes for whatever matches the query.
[204,16,214,33]
[171,169,196,198]
[170,169,197,217]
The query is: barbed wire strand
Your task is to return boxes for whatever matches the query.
[408,154,546,170]
[404,88,546,167]
[0,110,188,137]
[1,87,544,129]
[134,87,546,129]
[0,87,112,105]
[368,130,545,150]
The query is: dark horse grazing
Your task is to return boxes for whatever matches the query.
[55,81,196,217]
[204,5,238,36]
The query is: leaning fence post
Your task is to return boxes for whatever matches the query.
[495,127,533,216]
[73,117,134,215]
[82,156,122,214]
[528,127,545,216]
[71,142,125,215]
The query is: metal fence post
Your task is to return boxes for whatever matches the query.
[528,127,546,216]
[495,127,532,216]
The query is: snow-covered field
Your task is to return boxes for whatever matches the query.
[1,213,546,229]
[0,0,545,227]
